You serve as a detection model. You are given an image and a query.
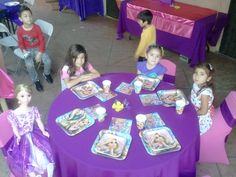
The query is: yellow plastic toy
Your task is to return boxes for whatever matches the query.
[112,100,124,112]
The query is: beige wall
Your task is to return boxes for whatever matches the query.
[176,0,231,52]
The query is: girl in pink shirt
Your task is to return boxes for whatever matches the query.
[60,44,100,90]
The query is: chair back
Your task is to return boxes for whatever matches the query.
[24,0,35,6]
[0,110,13,148]
[0,68,15,99]
[159,59,176,84]
[220,91,236,128]
[35,19,53,48]
[0,23,10,33]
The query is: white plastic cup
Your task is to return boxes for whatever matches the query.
[102,80,111,93]
[134,80,143,94]
[176,99,185,115]
[135,114,147,129]
[95,107,106,122]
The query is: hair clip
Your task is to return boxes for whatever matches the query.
[208,63,213,71]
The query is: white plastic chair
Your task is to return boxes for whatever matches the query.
[23,0,35,6]
[159,59,176,84]
[199,91,236,164]
[0,110,15,177]
[14,19,53,72]
[0,23,18,57]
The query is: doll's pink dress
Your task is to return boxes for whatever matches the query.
[6,106,54,177]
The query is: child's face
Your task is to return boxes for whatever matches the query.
[74,53,85,68]
[20,10,33,26]
[193,68,211,86]
[17,90,32,106]
[146,48,161,66]
[137,19,147,28]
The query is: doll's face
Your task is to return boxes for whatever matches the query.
[17,90,32,106]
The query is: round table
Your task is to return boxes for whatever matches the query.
[48,73,200,177]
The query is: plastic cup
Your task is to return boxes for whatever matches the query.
[134,80,143,94]
[102,80,111,93]
[176,99,185,115]
[95,107,106,122]
[135,114,146,129]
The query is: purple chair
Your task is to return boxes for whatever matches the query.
[199,91,236,164]
[0,110,15,177]
[159,58,176,84]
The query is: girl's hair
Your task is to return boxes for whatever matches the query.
[15,84,32,97]
[194,63,215,94]
[64,44,88,77]
[146,44,163,56]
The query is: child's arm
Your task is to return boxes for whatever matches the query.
[11,124,21,144]
[35,25,46,63]
[64,68,100,89]
[134,38,148,60]
[197,95,211,115]
[36,118,49,138]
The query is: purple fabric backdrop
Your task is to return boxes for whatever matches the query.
[117,0,227,67]
[48,73,200,177]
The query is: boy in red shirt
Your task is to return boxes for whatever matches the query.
[17,5,53,92]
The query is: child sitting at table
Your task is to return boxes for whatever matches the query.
[134,9,156,62]
[60,44,100,91]
[191,63,215,135]
[137,44,167,80]
[6,84,54,177]
[16,5,53,92]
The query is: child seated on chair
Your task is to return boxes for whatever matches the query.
[6,84,54,177]
[60,44,100,91]
[134,9,156,62]
[191,63,215,135]
[137,44,166,81]
[16,5,53,92]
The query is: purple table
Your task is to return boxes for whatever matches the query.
[59,0,104,21]
[48,73,200,177]
[117,0,227,66]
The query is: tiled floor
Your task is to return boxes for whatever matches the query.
[1,0,236,176]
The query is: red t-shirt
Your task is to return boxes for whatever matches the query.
[17,24,45,52]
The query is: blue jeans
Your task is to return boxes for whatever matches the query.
[23,48,51,82]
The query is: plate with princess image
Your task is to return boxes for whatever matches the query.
[156,89,189,106]
[131,75,160,91]
[56,108,95,136]
[140,127,181,156]
[71,81,102,100]
[91,129,132,160]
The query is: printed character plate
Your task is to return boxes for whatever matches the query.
[144,112,165,129]
[84,104,102,120]
[109,117,132,134]
[131,75,160,91]
[56,108,95,136]
[91,130,132,160]
[156,89,189,106]
[140,127,181,155]
[115,82,133,95]
[139,93,162,106]
[95,91,117,102]
[71,81,102,100]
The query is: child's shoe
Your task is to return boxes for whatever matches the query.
[43,73,53,84]
[34,80,43,92]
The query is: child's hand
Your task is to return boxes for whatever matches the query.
[35,52,42,63]
[42,130,50,138]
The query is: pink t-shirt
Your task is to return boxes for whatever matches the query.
[61,63,94,80]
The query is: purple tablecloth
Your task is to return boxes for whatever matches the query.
[48,73,200,177]
[59,0,104,21]
[117,0,228,66]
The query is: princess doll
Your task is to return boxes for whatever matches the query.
[6,84,54,177]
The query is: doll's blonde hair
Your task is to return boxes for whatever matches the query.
[15,84,32,97]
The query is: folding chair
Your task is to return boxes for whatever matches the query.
[199,91,236,164]
[0,110,15,177]
[14,19,53,72]
[159,59,176,84]
[0,23,18,57]
[23,0,35,7]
